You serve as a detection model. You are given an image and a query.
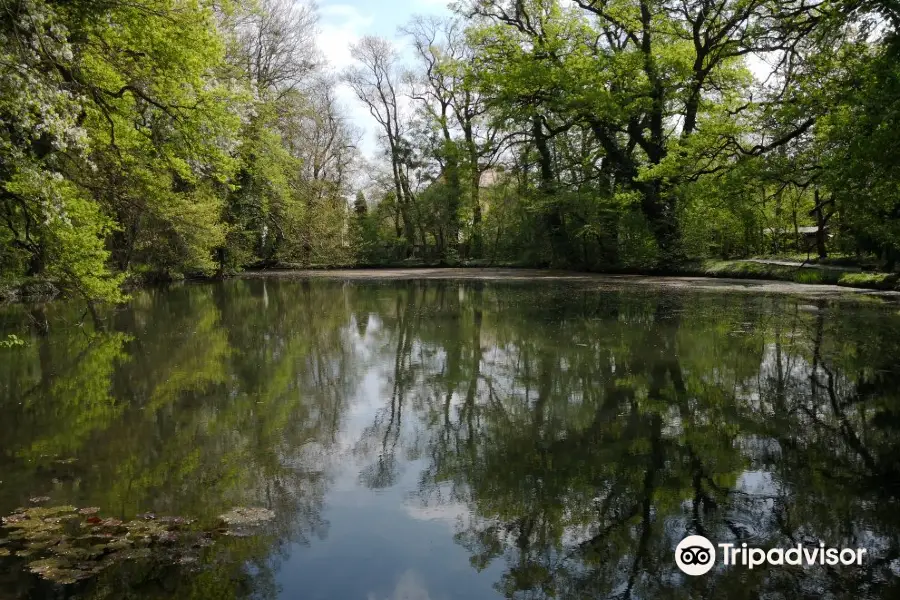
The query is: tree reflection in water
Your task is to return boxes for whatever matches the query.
[352,282,900,600]
[0,280,357,599]
[1,278,899,599]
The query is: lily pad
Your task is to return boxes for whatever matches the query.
[158,516,193,525]
[28,556,68,574]
[5,518,63,536]
[27,557,90,584]
[2,513,28,525]
[26,539,59,551]
[99,518,123,528]
[157,531,180,544]
[46,514,80,524]
[222,529,253,537]
[104,538,132,551]
[51,544,92,560]
[218,507,275,527]
[1,504,271,586]
[22,506,76,518]
[113,547,152,561]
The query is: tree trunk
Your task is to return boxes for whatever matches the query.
[814,188,828,259]
[471,188,483,259]
[389,144,414,257]
[26,242,46,277]
[464,122,482,259]
[532,115,568,264]
[441,134,461,260]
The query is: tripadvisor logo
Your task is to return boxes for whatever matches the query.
[675,535,867,576]
[675,535,716,575]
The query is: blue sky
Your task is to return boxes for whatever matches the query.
[315,0,453,159]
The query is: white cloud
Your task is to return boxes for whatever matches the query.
[314,3,380,158]
[405,502,469,531]
[367,570,436,600]
[413,0,452,9]
[313,0,450,161]
[317,3,373,70]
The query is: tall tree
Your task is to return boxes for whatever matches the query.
[463,0,830,261]
[344,36,420,256]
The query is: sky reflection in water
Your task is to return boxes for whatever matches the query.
[1,278,899,599]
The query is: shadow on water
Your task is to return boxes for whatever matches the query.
[1,278,900,599]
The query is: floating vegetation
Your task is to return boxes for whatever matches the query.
[218,507,275,527]
[218,507,277,538]
[27,557,93,585]
[0,505,276,585]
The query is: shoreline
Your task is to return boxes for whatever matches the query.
[4,262,899,305]
[239,267,900,302]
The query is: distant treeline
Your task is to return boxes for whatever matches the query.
[3,0,900,302]
[347,0,900,272]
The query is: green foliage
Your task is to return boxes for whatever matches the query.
[819,35,900,267]
[1,0,235,296]
[349,190,410,265]
[0,334,25,348]
[838,272,899,290]
[3,0,900,294]
[220,99,299,272]
[344,0,900,275]
[1,0,356,301]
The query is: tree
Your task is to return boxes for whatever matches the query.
[353,191,368,216]
[461,0,832,262]
[402,16,515,260]
[227,0,320,98]
[344,36,420,256]
[1,0,362,299]
[818,31,900,268]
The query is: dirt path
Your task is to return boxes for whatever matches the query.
[241,268,900,301]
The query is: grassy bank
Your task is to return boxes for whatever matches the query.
[687,260,900,291]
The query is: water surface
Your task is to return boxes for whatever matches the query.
[1,277,899,599]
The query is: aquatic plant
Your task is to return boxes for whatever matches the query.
[0,504,275,585]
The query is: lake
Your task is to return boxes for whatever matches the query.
[1,274,899,599]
